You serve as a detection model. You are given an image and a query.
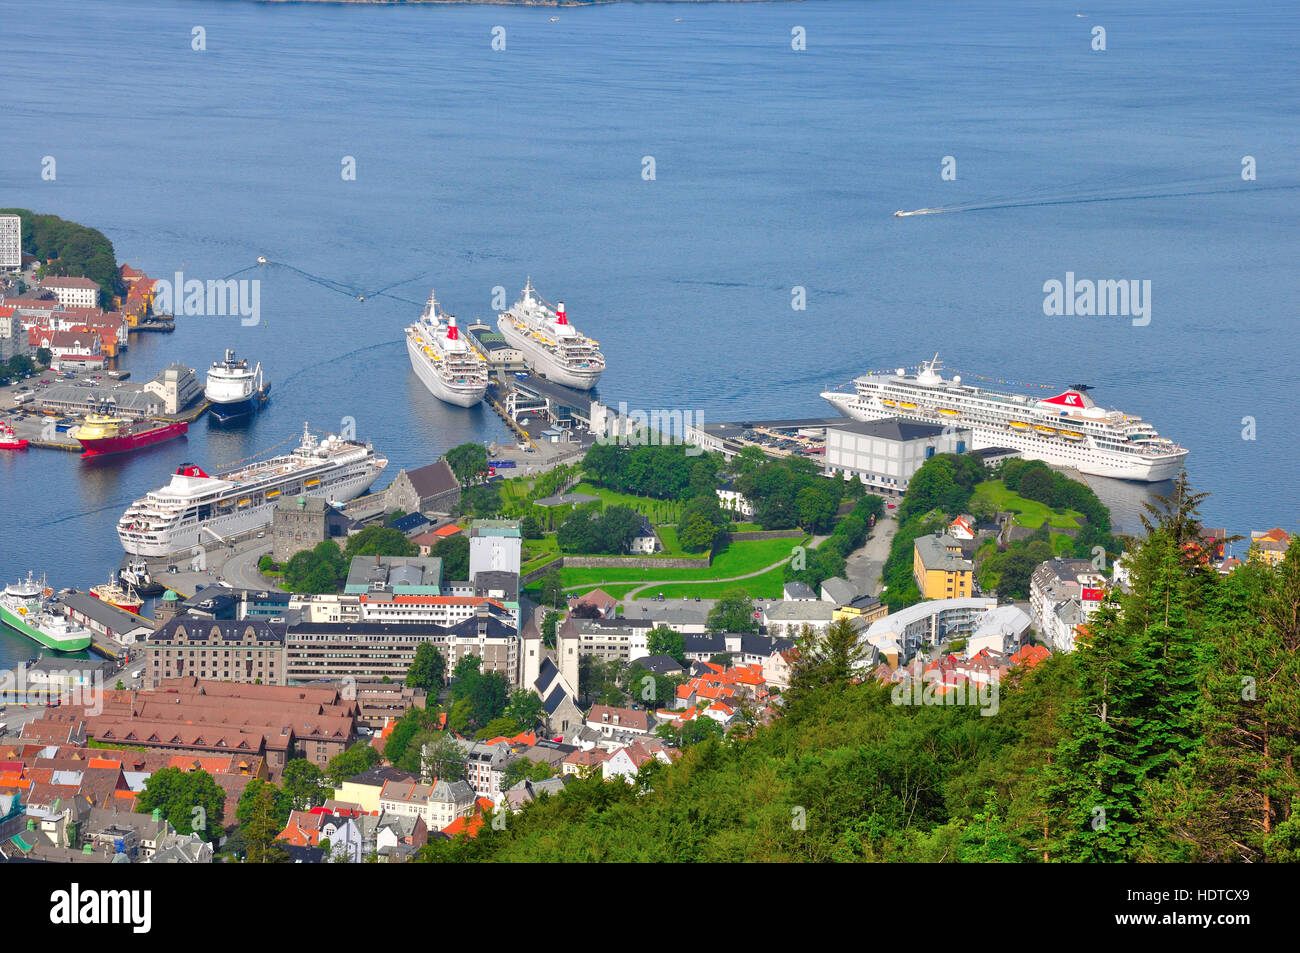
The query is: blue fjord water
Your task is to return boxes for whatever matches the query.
[0,0,1296,668]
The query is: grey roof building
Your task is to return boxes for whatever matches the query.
[58,590,154,644]
[629,653,687,677]
[824,416,972,495]
[819,576,860,606]
[782,581,817,601]
[384,460,461,516]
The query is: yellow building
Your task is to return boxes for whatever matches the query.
[333,765,419,814]
[832,595,889,625]
[913,534,974,600]
[1249,528,1291,566]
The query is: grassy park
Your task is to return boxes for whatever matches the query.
[971,480,1084,529]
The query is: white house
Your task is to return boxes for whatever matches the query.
[628,517,661,555]
[601,741,675,783]
[949,515,976,540]
[716,481,755,518]
[38,276,100,309]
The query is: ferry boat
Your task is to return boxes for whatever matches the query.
[821,354,1187,482]
[405,290,489,407]
[0,573,93,653]
[71,413,188,457]
[89,577,143,614]
[497,280,605,390]
[205,349,271,422]
[0,422,27,450]
[117,423,388,557]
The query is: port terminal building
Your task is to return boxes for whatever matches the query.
[686,414,1019,494]
[32,363,202,416]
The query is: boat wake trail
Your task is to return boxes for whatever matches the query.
[893,179,1300,218]
[244,259,424,307]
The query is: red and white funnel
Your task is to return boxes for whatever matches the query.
[447,316,459,341]
[555,302,567,325]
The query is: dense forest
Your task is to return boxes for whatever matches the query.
[418,476,1299,862]
[0,208,123,305]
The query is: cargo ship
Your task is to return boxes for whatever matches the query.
[89,577,143,614]
[205,349,271,422]
[406,290,489,407]
[497,280,604,390]
[0,573,93,653]
[71,413,188,457]
[821,354,1187,482]
[117,422,388,556]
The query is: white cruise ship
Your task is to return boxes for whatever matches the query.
[821,356,1187,482]
[406,290,489,407]
[497,280,605,390]
[117,424,388,556]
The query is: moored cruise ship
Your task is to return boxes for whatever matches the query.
[117,423,388,556]
[821,355,1187,482]
[406,290,489,407]
[497,280,605,390]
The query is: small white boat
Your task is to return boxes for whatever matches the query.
[257,256,268,264]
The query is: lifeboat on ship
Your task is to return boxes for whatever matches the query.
[1034,425,1058,436]
[1009,421,1030,430]
[1059,431,1084,441]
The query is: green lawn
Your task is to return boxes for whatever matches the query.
[644,566,787,601]
[556,535,804,590]
[521,536,562,574]
[570,482,685,524]
[562,582,648,601]
[973,481,1083,529]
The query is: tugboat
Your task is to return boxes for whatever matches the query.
[119,557,164,597]
[0,421,27,450]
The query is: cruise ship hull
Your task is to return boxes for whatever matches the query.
[406,335,487,408]
[0,605,92,652]
[117,464,384,557]
[497,317,603,390]
[822,391,1185,483]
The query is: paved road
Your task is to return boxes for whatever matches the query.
[844,511,898,597]
[148,536,279,598]
[222,541,279,591]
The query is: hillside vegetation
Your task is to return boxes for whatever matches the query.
[0,208,123,305]
[419,475,1299,863]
